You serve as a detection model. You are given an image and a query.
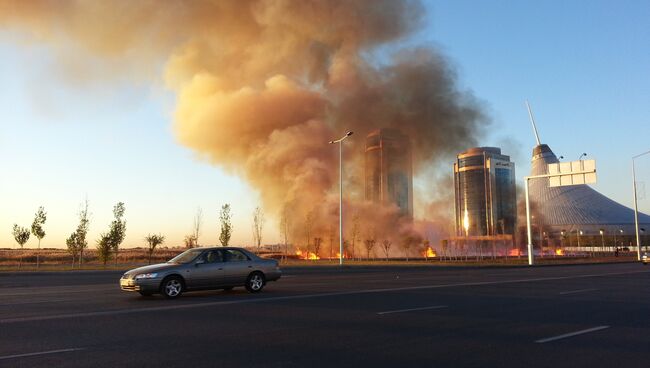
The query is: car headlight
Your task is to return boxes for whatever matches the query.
[135,273,158,279]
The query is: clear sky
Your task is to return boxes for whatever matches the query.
[1,0,649,249]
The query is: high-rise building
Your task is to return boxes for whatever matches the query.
[365,129,413,217]
[454,147,516,236]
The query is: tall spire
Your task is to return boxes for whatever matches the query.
[526,100,541,146]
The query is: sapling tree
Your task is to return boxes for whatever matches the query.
[145,233,165,264]
[109,202,126,266]
[12,224,30,269]
[31,206,47,268]
[96,233,112,266]
[381,239,392,260]
[252,206,265,251]
[76,199,90,267]
[66,232,80,268]
[219,204,233,246]
[193,207,203,247]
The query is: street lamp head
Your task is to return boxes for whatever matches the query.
[599,229,604,235]
[346,131,353,137]
[328,140,335,144]
[579,230,583,235]
[579,152,587,160]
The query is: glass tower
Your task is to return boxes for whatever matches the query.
[454,147,516,236]
[365,129,413,218]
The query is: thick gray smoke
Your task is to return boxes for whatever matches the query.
[1,0,488,255]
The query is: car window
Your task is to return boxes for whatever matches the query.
[225,250,249,262]
[169,249,203,264]
[200,250,224,263]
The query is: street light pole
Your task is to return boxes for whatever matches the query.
[524,166,596,266]
[330,131,353,266]
[599,229,604,256]
[632,150,650,261]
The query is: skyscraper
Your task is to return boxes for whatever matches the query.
[454,147,516,236]
[365,129,413,217]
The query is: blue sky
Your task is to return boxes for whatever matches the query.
[421,0,650,205]
[1,0,649,248]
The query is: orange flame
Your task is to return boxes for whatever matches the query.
[555,248,564,256]
[423,247,436,258]
[296,249,320,260]
[508,248,523,256]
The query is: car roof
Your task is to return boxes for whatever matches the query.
[193,246,247,251]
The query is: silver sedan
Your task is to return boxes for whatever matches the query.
[120,247,281,298]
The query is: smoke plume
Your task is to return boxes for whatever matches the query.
[1,0,487,254]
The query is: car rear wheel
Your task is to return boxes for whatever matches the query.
[161,276,184,299]
[245,272,265,293]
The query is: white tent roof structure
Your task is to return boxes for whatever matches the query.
[529,143,650,232]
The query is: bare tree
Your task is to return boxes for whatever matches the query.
[145,233,165,264]
[423,239,431,260]
[304,210,314,254]
[252,206,265,251]
[279,204,291,260]
[31,206,47,268]
[184,234,197,249]
[12,224,30,269]
[193,207,203,247]
[314,237,322,257]
[328,224,334,259]
[402,235,417,262]
[364,227,376,259]
[219,204,233,246]
[440,239,449,260]
[350,214,360,260]
[381,239,392,260]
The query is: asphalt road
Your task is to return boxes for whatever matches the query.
[1,262,649,368]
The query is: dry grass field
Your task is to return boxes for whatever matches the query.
[0,247,185,270]
[0,247,636,271]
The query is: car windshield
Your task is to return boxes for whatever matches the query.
[168,249,203,264]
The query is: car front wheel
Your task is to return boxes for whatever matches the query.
[245,272,265,293]
[161,276,184,299]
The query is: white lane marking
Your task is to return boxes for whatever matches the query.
[1,269,647,325]
[559,288,598,295]
[0,286,117,297]
[377,305,447,315]
[0,348,85,360]
[535,326,610,343]
[0,299,71,307]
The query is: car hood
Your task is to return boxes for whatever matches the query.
[124,263,178,276]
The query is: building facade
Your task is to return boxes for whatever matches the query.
[528,142,650,236]
[365,129,413,217]
[454,147,516,236]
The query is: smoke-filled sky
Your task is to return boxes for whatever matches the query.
[1,0,649,249]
